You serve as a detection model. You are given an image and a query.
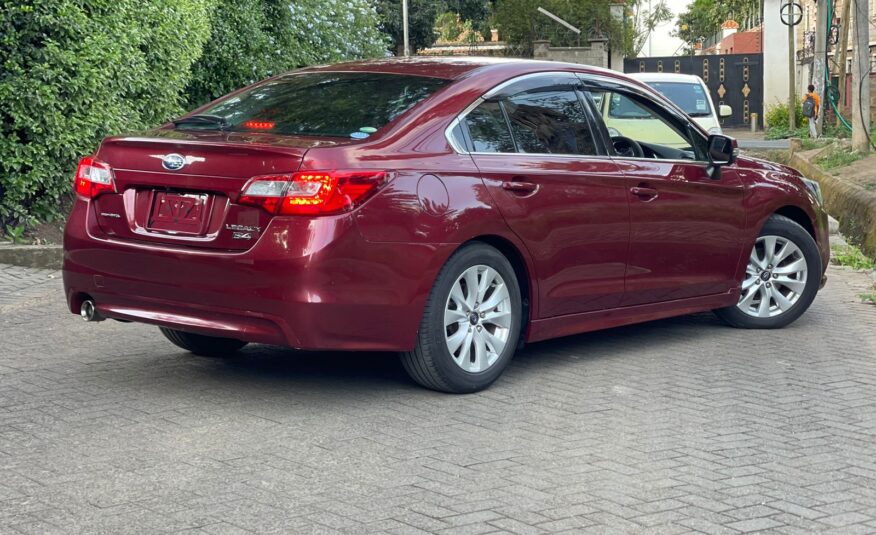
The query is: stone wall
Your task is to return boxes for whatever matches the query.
[532,40,608,68]
[790,148,876,258]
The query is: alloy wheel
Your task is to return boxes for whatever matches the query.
[737,235,808,318]
[444,265,513,373]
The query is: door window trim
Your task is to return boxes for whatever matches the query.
[576,73,713,164]
[444,71,607,158]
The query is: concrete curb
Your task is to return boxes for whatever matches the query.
[0,244,62,270]
[788,150,876,259]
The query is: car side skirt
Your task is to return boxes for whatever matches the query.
[527,290,738,343]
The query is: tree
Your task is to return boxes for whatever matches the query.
[492,0,668,57]
[625,0,673,56]
[444,0,490,27]
[376,0,443,53]
[673,0,761,52]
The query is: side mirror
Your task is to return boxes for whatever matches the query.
[706,134,738,179]
[719,104,733,117]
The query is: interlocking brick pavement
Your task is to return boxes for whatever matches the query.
[2,262,876,534]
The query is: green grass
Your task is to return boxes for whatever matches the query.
[815,146,864,170]
[799,137,830,151]
[765,125,808,140]
[832,243,876,270]
[861,286,876,304]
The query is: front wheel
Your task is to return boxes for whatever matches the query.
[401,243,522,393]
[160,327,248,356]
[715,214,822,329]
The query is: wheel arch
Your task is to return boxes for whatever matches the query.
[461,234,536,343]
[773,204,816,238]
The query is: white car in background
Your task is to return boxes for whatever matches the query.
[629,73,732,135]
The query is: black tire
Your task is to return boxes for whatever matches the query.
[401,243,523,393]
[714,214,822,329]
[159,327,248,356]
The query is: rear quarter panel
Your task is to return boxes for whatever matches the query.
[299,77,542,336]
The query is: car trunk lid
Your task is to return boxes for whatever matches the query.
[92,129,340,251]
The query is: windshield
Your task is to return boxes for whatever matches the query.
[644,81,713,117]
[180,72,450,138]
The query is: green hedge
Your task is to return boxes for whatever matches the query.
[186,0,388,108]
[0,1,389,229]
[0,0,213,226]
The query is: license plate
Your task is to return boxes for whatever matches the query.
[148,192,210,235]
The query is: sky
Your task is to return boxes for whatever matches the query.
[641,0,690,57]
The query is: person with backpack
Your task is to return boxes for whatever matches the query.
[802,84,821,138]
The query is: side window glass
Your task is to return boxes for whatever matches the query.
[449,121,469,152]
[589,89,704,159]
[504,89,596,155]
[464,101,515,153]
[608,93,652,119]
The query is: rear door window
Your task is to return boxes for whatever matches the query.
[504,89,597,155]
[464,101,516,153]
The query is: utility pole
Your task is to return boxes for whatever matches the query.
[402,0,410,56]
[787,0,796,130]
[837,0,852,125]
[813,0,828,135]
[852,0,870,152]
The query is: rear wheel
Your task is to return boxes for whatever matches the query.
[715,214,821,329]
[401,243,522,393]
[159,327,248,356]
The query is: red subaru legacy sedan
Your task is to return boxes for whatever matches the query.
[64,57,829,393]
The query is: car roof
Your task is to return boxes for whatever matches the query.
[296,56,625,81]
[628,72,705,84]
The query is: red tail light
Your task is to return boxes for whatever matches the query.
[74,156,115,198]
[239,170,390,215]
[242,120,275,130]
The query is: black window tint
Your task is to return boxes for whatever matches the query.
[464,101,515,153]
[504,90,596,155]
[449,121,469,151]
[187,73,449,138]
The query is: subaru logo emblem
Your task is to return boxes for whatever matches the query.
[161,153,186,171]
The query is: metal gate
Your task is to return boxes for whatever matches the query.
[624,54,763,128]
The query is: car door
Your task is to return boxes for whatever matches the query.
[581,78,746,307]
[451,73,630,318]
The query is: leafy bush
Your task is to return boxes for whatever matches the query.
[292,0,388,63]
[764,100,805,137]
[831,243,876,270]
[0,0,213,227]
[186,0,388,108]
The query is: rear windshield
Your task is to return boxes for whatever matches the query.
[181,72,450,138]
[645,81,713,117]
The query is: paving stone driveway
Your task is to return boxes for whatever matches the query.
[2,263,876,534]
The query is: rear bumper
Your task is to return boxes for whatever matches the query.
[63,199,450,351]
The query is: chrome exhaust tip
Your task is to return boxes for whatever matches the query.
[80,300,104,322]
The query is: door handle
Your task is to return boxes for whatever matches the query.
[502,181,538,194]
[630,186,658,199]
